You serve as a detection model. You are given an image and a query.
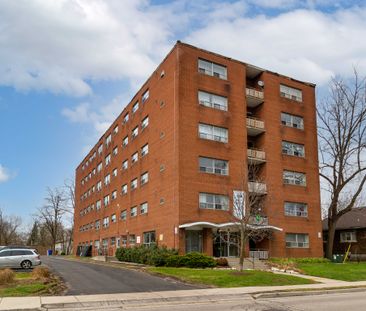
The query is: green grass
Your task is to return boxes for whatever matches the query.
[0,282,48,297]
[14,272,32,280]
[298,262,366,282]
[149,267,315,287]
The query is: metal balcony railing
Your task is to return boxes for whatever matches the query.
[247,148,266,163]
[248,181,267,194]
[246,88,264,107]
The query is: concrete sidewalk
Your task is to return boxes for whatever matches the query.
[1,280,366,310]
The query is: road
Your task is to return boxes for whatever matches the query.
[49,291,366,310]
[42,256,195,295]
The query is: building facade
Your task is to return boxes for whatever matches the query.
[73,42,323,258]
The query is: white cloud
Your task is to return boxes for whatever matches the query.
[0,165,11,183]
[185,6,366,86]
[0,0,179,97]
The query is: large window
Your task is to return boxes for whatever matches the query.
[284,202,308,217]
[106,134,112,146]
[120,210,127,221]
[141,116,149,130]
[121,184,128,195]
[140,202,148,214]
[198,59,227,80]
[280,84,302,102]
[286,233,309,248]
[141,143,149,157]
[143,231,156,247]
[103,217,109,228]
[104,174,110,186]
[340,231,357,243]
[198,91,228,111]
[199,123,228,143]
[105,154,111,166]
[199,193,229,210]
[281,113,304,129]
[131,178,138,190]
[130,206,137,217]
[283,170,306,186]
[199,157,228,175]
[282,141,305,157]
[103,195,110,206]
[141,172,149,185]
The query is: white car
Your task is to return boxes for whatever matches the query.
[0,248,41,269]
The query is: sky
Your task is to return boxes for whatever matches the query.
[0,0,366,224]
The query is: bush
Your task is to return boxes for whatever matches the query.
[32,267,51,280]
[0,269,15,285]
[165,255,184,267]
[269,257,330,265]
[165,252,217,268]
[215,257,229,267]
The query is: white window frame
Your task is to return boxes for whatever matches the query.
[113,146,118,156]
[282,141,305,157]
[284,202,308,217]
[198,91,228,111]
[140,202,148,214]
[142,90,149,103]
[280,84,303,102]
[283,170,306,186]
[199,157,228,175]
[132,126,139,139]
[111,214,117,223]
[103,195,110,207]
[121,184,128,195]
[112,168,118,177]
[96,200,101,210]
[340,231,357,243]
[131,178,138,190]
[130,206,137,217]
[122,136,129,147]
[132,101,139,114]
[111,190,117,200]
[281,112,304,130]
[122,159,128,171]
[141,116,149,130]
[120,210,127,221]
[123,113,129,124]
[199,193,229,211]
[141,144,149,157]
[131,152,138,164]
[199,123,228,143]
[106,134,112,146]
[141,172,149,185]
[198,59,227,80]
[105,154,111,166]
[286,233,309,248]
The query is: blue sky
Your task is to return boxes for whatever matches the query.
[0,0,365,225]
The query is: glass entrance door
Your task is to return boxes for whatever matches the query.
[185,230,203,253]
[213,231,239,257]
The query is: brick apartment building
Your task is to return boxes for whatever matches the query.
[73,41,323,258]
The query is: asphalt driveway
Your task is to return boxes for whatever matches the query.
[42,256,195,295]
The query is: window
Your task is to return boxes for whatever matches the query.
[281,113,304,129]
[98,144,103,155]
[92,168,96,175]
[286,233,309,248]
[199,123,228,143]
[97,162,102,173]
[132,101,139,113]
[199,193,229,210]
[141,116,149,130]
[121,235,127,246]
[96,181,102,191]
[113,125,119,135]
[129,234,136,244]
[120,210,127,221]
[131,178,138,190]
[142,90,149,103]
[112,168,118,177]
[198,59,227,80]
[143,231,156,247]
[123,113,129,124]
[283,170,306,186]
[113,146,118,156]
[95,220,100,230]
[104,174,110,186]
[103,195,110,207]
[282,141,305,157]
[103,217,109,228]
[284,202,308,217]
[130,206,137,217]
[340,231,357,243]
[122,136,128,147]
[110,237,116,246]
[198,91,228,111]
[111,190,117,200]
[102,238,108,248]
[141,144,149,157]
[131,152,138,164]
[121,184,128,195]
[280,84,303,102]
[132,126,139,139]
[106,134,112,146]
[141,172,149,185]
[122,159,128,170]
[111,214,117,223]
[96,200,101,210]
[199,157,228,175]
[140,202,148,214]
[105,154,111,166]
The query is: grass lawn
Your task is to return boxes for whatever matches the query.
[298,262,366,282]
[149,267,315,287]
[0,271,59,297]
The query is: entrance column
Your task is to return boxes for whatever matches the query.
[203,228,213,256]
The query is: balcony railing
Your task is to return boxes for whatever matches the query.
[246,117,265,136]
[246,87,264,107]
[247,148,266,164]
[248,181,267,194]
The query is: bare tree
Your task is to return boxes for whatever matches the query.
[64,178,75,255]
[231,164,272,271]
[35,187,69,252]
[318,70,366,259]
[0,208,22,245]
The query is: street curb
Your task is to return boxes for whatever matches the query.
[253,286,366,299]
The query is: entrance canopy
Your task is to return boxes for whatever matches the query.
[179,221,283,231]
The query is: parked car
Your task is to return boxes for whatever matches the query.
[0,248,41,269]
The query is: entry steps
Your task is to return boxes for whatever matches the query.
[226,257,269,270]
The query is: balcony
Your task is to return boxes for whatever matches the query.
[247,148,266,164]
[248,181,267,194]
[246,117,265,136]
[246,88,264,107]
